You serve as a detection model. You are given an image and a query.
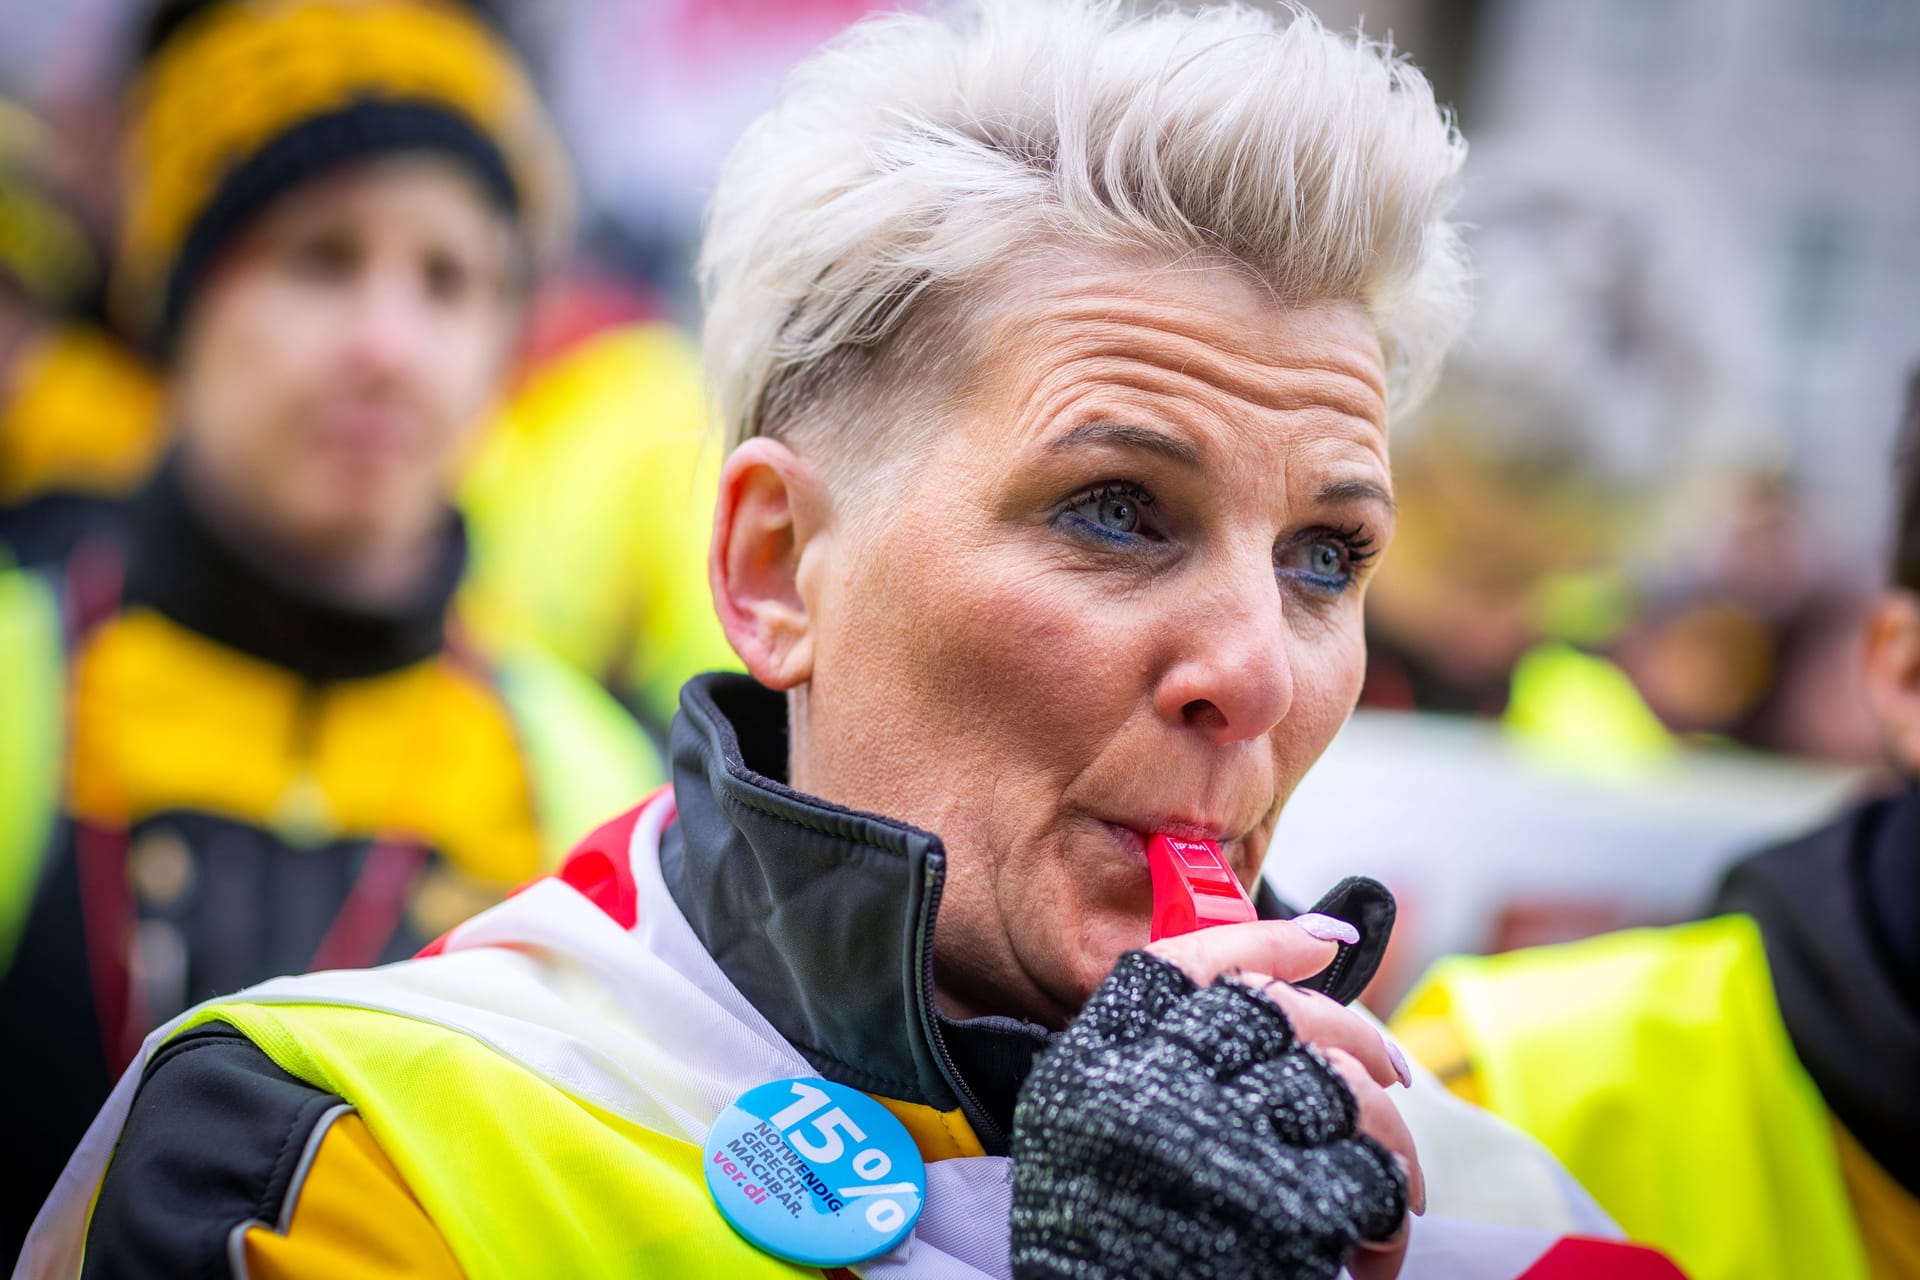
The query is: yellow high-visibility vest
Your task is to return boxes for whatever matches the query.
[153,999,816,1278]
[0,568,62,970]
[1395,915,1868,1280]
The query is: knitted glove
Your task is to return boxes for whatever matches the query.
[1009,951,1407,1280]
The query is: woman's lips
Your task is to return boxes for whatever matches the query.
[1098,818,1243,864]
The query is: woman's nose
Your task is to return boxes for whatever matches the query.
[1152,576,1295,744]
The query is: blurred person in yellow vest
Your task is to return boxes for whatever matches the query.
[1392,371,1920,1280]
[462,300,740,739]
[0,0,662,1262]
[0,99,166,567]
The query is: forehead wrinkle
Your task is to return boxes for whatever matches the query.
[1018,351,1387,469]
[1004,311,1388,431]
[1023,267,1383,352]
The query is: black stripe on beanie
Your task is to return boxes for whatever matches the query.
[160,98,518,351]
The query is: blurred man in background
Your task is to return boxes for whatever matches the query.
[0,99,164,568]
[1395,370,1920,1280]
[0,0,662,1260]
[2,40,737,741]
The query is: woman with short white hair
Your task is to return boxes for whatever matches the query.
[22,4,1629,1278]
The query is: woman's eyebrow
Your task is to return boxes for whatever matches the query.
[1047,421,1202,468]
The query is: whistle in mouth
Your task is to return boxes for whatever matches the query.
[1147,833,1258,941]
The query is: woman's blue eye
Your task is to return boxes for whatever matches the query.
[1061,483,1155,542]
[1085,492,1140,534]
[1280,530,1374,593]
[1307,540,1347,579]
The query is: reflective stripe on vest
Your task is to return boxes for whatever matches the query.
[1395,915,1867,1280]
[0,568,63,972]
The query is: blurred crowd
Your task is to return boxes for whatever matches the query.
[1357,138,1885,766]
[0,0,1914,1276]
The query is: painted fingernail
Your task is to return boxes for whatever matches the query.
[1385,1035,1414,1090]
[1292,913,1360,945]
[1392,1154,1427,1216]
[1413,1166,1427,1216]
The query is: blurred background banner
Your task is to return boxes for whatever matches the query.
[2,0,1915,988]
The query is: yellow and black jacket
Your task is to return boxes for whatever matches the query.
[0,457,663,1260]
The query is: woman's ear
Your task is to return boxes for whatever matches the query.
[1863,589,1920,775]
[710,436,831,690]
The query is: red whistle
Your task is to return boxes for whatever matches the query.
[1147,833,1258,941]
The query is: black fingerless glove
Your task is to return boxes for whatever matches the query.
[1009,951,1407,1280]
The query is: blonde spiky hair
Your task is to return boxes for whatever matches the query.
[700,0,1469,458]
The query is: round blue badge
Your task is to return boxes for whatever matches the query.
[703,1076,928,1268]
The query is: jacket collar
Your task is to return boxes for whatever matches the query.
[659,673,1025,1152]
[118,451,465,681]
